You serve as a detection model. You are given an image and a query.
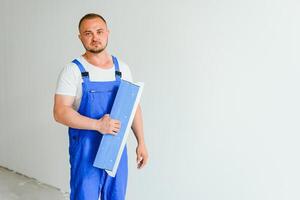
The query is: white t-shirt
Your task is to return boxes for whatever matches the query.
[55,56,133,110]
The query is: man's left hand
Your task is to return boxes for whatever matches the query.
[136,144,148,169]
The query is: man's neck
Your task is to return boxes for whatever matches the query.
[83,51,113,69]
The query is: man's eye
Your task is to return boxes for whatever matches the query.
[97,31,103,35]
[85,33,92,36]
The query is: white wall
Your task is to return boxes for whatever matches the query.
[1,0,300,199]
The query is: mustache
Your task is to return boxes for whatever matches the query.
[91,41,101,44]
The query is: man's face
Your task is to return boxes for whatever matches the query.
[79,18,109,54]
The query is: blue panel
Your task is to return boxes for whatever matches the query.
[93,80,140,171]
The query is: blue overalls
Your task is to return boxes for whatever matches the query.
[68,56,128,200]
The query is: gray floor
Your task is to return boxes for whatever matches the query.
[0,166,68,200]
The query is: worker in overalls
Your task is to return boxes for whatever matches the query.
[54,13,148,200]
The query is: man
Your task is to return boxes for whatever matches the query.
[53,13,148,200]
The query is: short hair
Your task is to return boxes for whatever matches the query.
[78,13,107,31]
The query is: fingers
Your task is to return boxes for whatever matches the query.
[137,156,147,169]
[111,119,121,134]
[112,126,120,134]
[136,150,148,169]
[111,119,121,128]
[98,115,121,135]
[137,157,143,169]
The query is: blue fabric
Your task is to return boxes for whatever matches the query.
[69,56,128,200]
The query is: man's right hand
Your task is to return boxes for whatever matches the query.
[95,114,121,135]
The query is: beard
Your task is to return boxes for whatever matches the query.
[84,40,108,54]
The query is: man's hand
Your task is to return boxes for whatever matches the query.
[95,114,121,135]
[136,143,148,169]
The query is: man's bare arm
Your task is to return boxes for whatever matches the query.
[53,94,120,134]
[131,104,149,169]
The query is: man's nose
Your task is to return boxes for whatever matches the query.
[92,33,100,41]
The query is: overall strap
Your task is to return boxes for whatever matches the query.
[72,59,90,83]
[112,56,122,81]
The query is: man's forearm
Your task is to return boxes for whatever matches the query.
[131,105,145,145]
[54,105,98,131]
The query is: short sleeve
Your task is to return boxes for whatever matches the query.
[55,63,81,96]
[118,60,133,82]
